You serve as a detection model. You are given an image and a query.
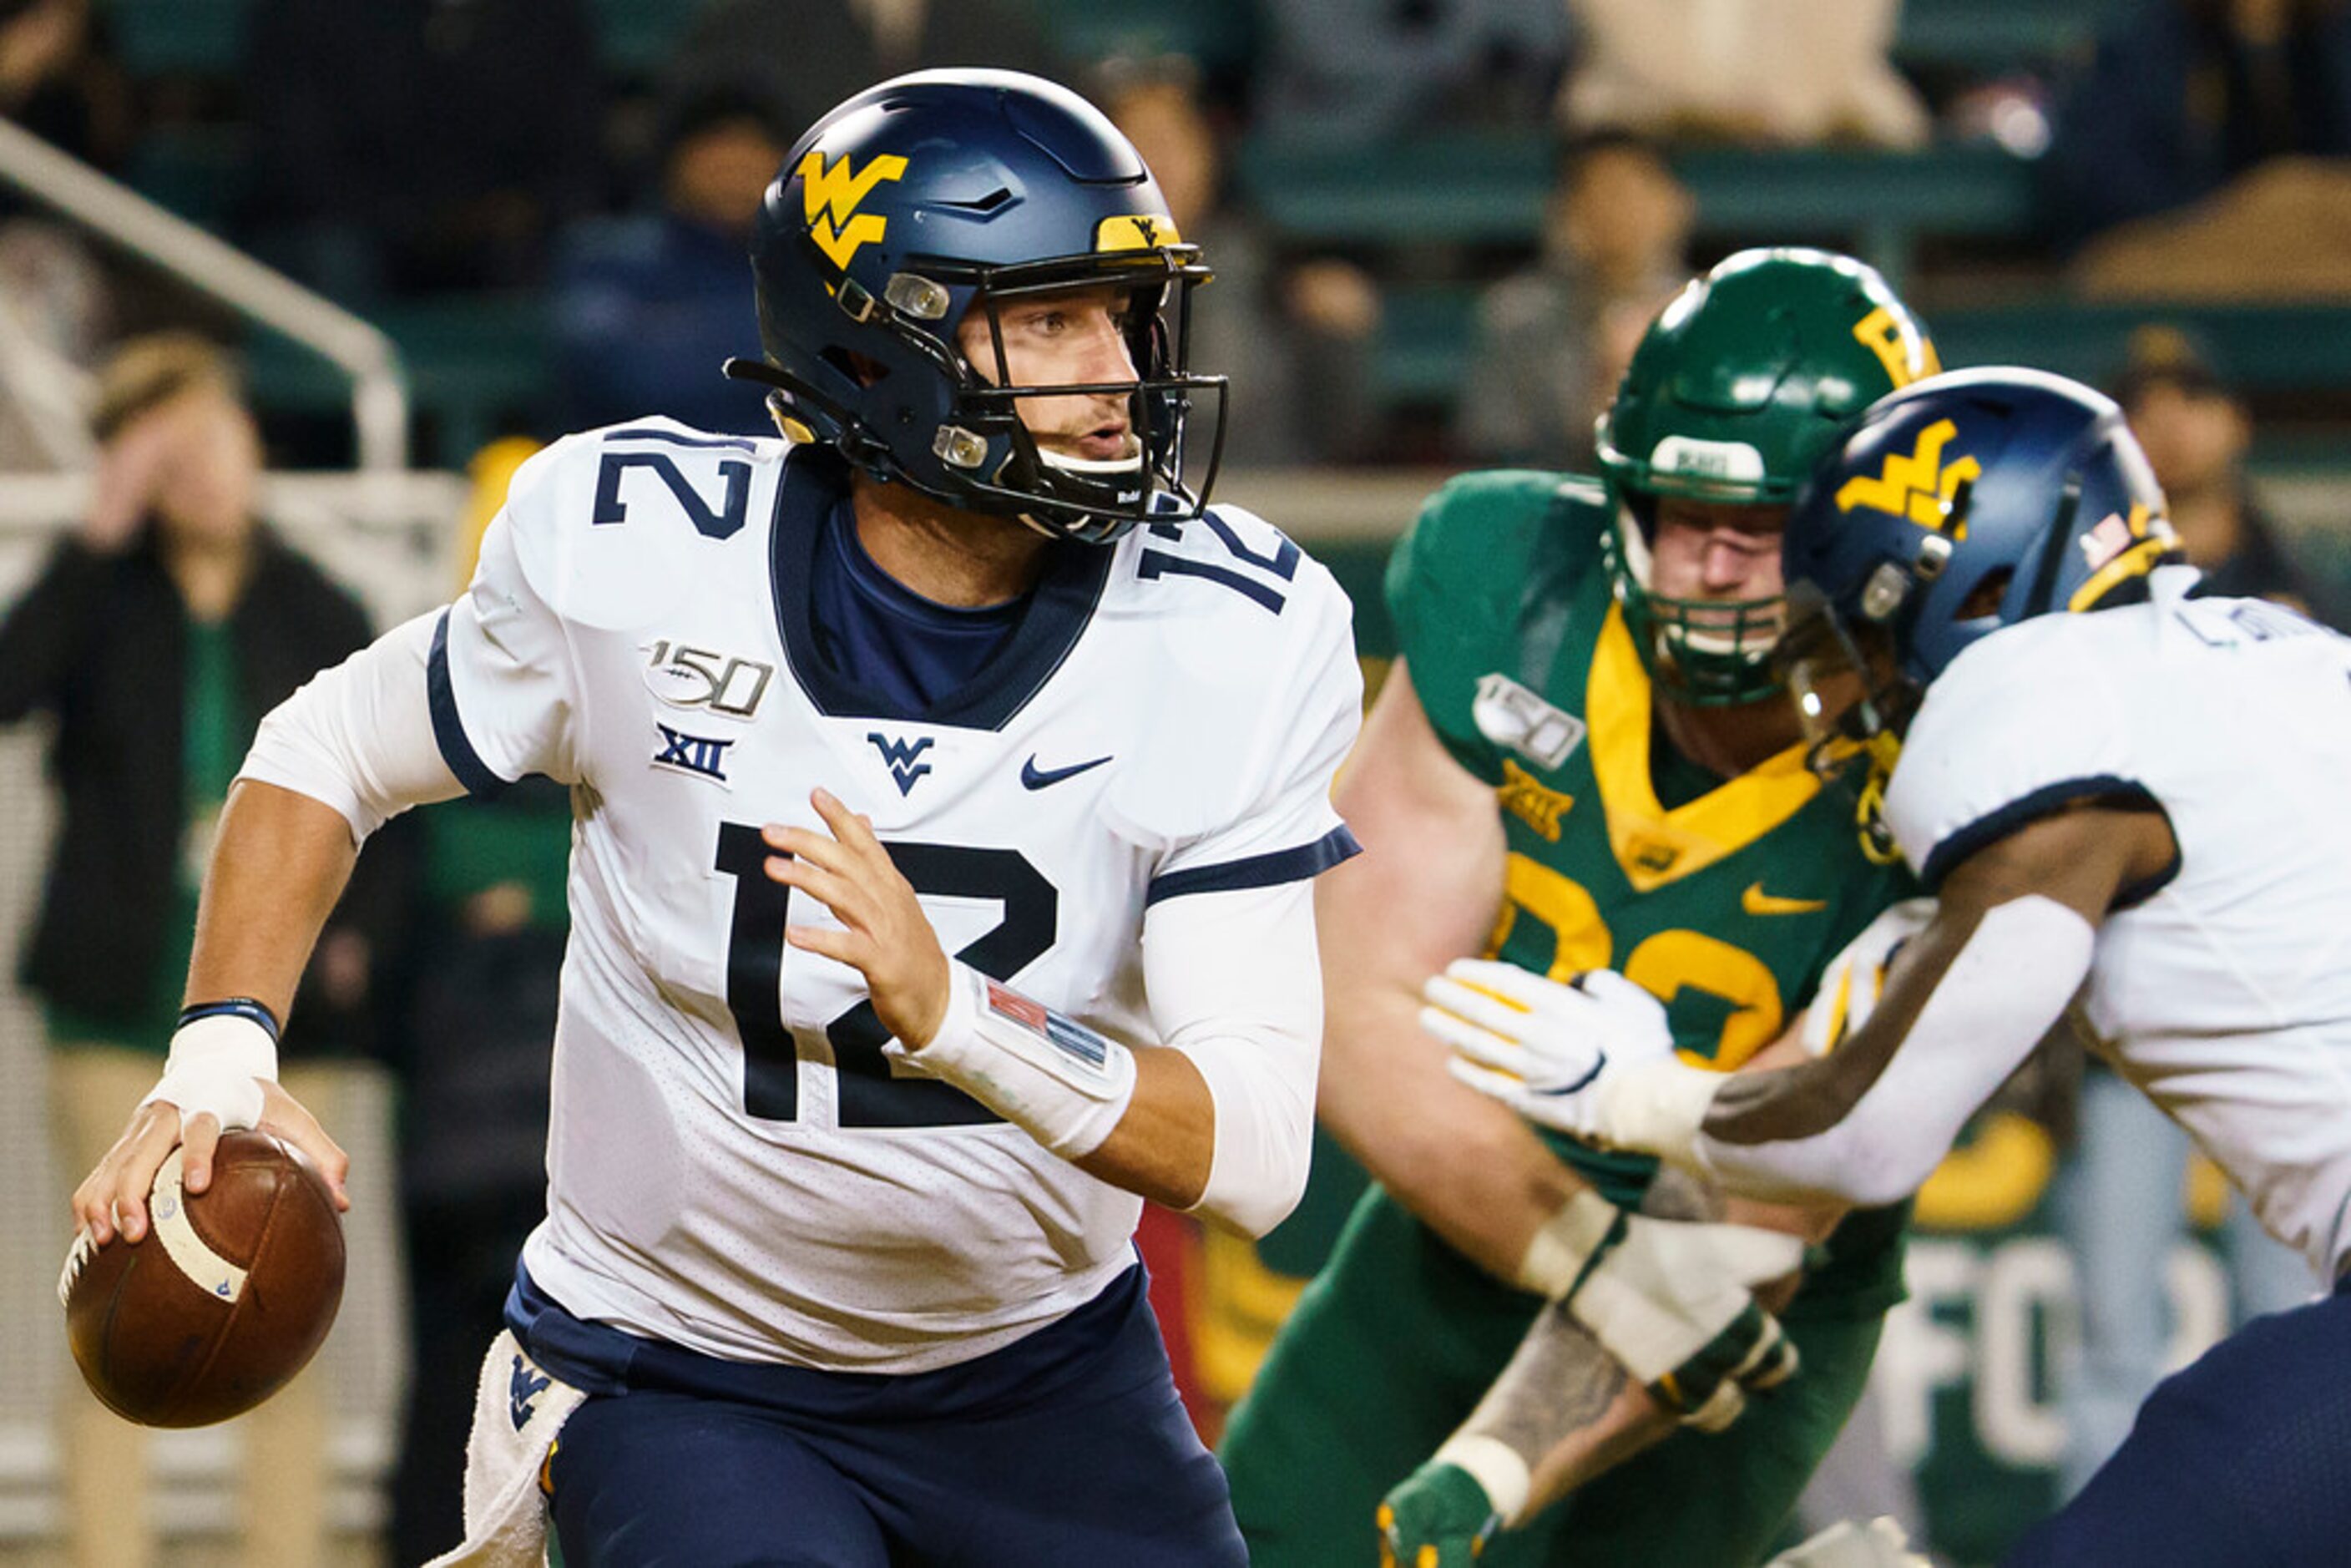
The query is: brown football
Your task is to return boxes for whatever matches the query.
[60,1130,346,1428]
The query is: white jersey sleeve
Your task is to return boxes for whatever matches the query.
[1883,622,2157,890]
[1142,876,1322,1236]
[1127,508,1364,903]
[237,610,461,841]
[429,455,585,792]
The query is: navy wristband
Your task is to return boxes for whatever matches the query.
[176,998,282,1044]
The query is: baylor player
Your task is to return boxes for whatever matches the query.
[1219,250,1935,1565]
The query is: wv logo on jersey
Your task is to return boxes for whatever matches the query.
[654,723,735,783]
[801,150,908,271]
[867,732,934,796]
[1835,417,1980,538]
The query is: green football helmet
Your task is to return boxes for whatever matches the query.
[1595,247,1937,706]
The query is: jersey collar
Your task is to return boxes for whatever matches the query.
[1585,602,1822,892]
[768,448,1114,729]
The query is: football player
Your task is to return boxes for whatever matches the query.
[1218,250,1938,1566]
[1446,367,2351,1563]
[68,70,1362,1565]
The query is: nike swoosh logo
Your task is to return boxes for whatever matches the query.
[1742,883,1828,917]
[1021,754,1113,790]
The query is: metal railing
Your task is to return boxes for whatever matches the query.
[0,115,409,472]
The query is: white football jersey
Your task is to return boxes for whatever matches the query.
[1887,566,2351,1280]
[427,419,1360,1370]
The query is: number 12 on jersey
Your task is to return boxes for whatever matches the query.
[713,822,1059,1128]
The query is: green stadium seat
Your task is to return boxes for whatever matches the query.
[1239,135,2040,286]
[1892,0,2118,73]
[247,294,549,463]
[1674,144,2037,244]
[122,125,249,231]
[1375,284,1480,402]
[102,0,247,78]
[1237,132,1552,250]
[1929,301,2351,392]
[1023,0,1256,73]
[590,0,710,78]
[1368,288,2351,442]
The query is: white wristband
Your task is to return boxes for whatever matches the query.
[1516,1187,1623,1299]
[1431,1433,1533,1527]
[139,1009,280,1133]
[888,962,1137,1158]
[1592,1057,1722,1168]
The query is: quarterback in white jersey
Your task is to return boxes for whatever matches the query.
[72,71,1358,1566]
[1437,368,2351,1564]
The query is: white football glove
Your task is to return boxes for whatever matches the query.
[1426,960,1689,1151]
[1801,898,1937,1055]
[1527,1189,1805,1431]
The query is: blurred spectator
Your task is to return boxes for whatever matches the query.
[0,219,110,468]
[0,0,128,172]
[243,0,604,298]
[2046,0,2351,247]
[0,0,129,455]
[2115,325,2333,610]
[1454,129,1691,468]
[550,89,786,438]
[1102,58,1380,467]
[0,335,390,1568]
[386,438,569,1564]
[1250,0,1568,149]
[660,0,1069,149]
[1560,0,1927,147]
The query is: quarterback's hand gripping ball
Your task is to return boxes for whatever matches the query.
[60,1130,345,1427]
[1426,962,1674,1145]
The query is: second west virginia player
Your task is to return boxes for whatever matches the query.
[69,71,1360,1565]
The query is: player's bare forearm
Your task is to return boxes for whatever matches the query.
[1315,660,1592,1282]
[1485,1306,1675,1510]
[1727,1033,1848,1252]
[185,778,361,1019]
[1438,1169,1807,1526]
[1322,948,1591,1278]
[1074,1045,1215,1210]
[70,779,358,1246]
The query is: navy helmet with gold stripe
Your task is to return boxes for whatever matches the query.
[732,68,1225,544]
[1778,366,2180,731]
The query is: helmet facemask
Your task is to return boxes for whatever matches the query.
[1606,488,1791,708]
[940,250,1226,544]
[1592,246,1940,707]
[737,243,1226,546]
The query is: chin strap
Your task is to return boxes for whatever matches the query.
[1850,731,1905,864]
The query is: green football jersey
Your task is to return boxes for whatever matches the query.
[1388,468,1914,1297]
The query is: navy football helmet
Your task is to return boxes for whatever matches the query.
[731,69,1225,544]
[1777,367,2180,780]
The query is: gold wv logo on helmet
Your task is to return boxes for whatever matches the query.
[801,151,908,270]
[1833,418,1979,539]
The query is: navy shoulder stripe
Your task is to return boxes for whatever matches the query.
[1145,825,1363,906]
[428,608,511,799]
[1917,773,2172,899]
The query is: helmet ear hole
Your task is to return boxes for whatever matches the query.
[1957,566,2012,621]
[824,346,888,387]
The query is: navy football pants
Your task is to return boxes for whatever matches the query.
[2007,1274,2350,1565]
[531,1265,1243,1567]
